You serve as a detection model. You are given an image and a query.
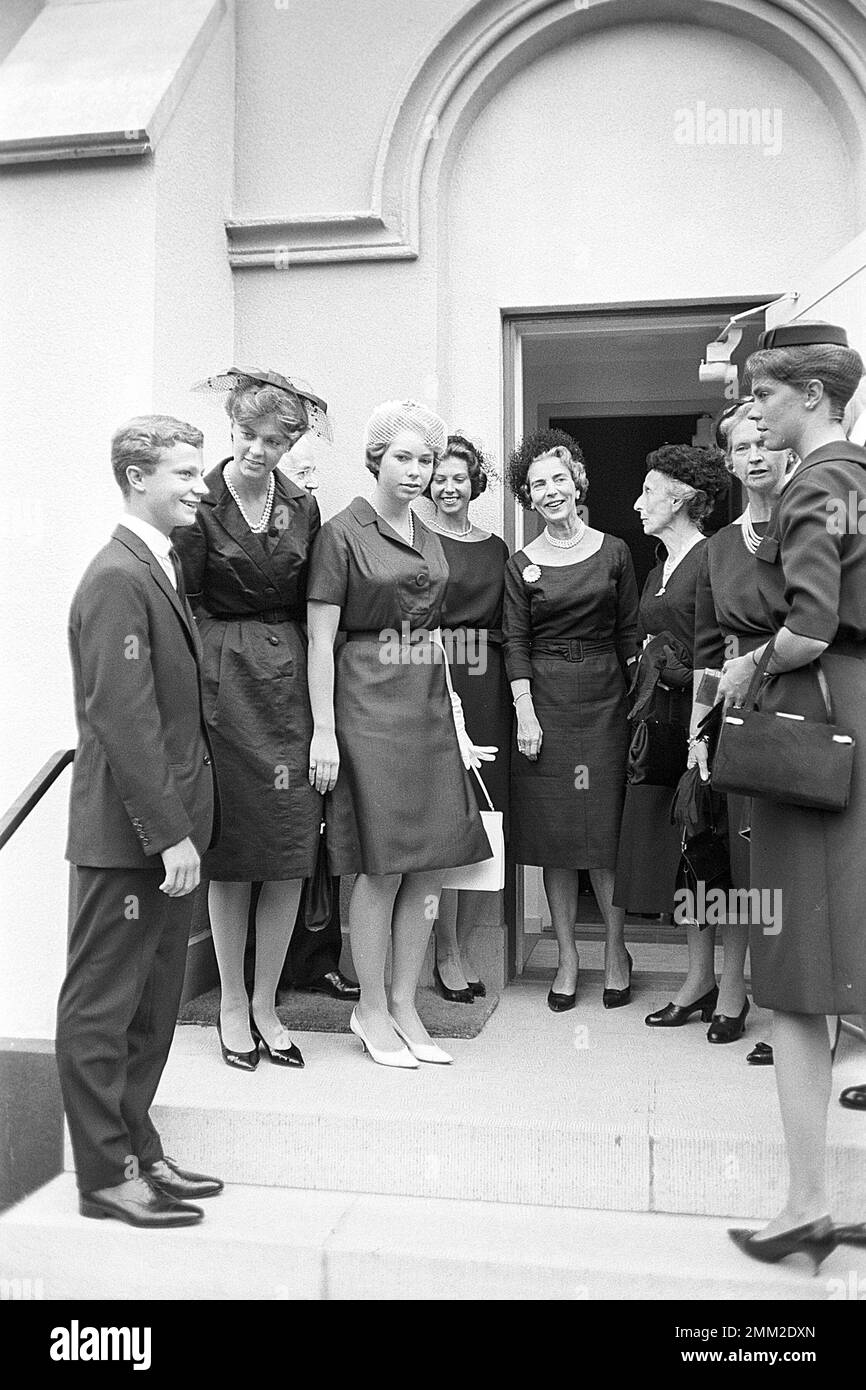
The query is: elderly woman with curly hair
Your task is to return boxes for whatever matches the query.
[611,443,730,1027]
[503,430,639,1012]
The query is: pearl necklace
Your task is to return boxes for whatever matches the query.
[738,506,763,555]
[374,506,414,548]
[428,515,472,539]
[225,469,275,534]
[544,517,586,549]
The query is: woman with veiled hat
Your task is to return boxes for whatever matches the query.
[306,400,495,1068]
[173,368,328,1071]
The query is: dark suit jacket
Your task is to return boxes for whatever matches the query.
[66,525,218,867]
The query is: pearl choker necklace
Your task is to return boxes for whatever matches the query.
[428,515,472,538]
[544,517,586,549]
[225,469,275,534]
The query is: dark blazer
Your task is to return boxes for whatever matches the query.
[66,525,217,867]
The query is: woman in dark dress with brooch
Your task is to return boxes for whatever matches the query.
[687,401,791,1044]
[611,444,730,1026]
[504,431,639,1013]
[173,369,327,1071]
[306,401,494,1069]
[718,323,866,1267]
[423,434,510,1002]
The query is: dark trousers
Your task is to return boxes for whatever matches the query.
[56,865,194,1193]
[243,878,342,992]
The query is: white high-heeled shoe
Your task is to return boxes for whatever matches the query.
[390,1017,452,1065]
[349,1009,418,1068]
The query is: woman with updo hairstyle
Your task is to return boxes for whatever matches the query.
[612,443,730,1028]
[173,368,327,1071]
[306,401,494,1068]
[503,429,639,1013]
[421,434,511,1001]
[715,323,866,1267]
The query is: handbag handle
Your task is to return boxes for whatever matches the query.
[741,635,834,721]
[431,629,496,813]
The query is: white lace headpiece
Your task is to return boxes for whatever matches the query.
[364,400,447,454]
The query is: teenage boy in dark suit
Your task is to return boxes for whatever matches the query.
[56,416,223,1227]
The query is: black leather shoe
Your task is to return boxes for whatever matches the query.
[707,997,750,1043]
[547,987,577,1013]
[217,1018,259,1071]
[645,984,718,1027]
[80,1178,203,1228]
[603,952,633,1009]
[839,1083,866,1110]
[728,1217,835,1274]
[434,964,474,1004]
[467,979,486,998]
[249,1015,304,1068]
[304,970,360,1000]
[747,1041,774,1065]
[144,1157,224,1201]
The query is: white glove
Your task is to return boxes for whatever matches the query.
[449,690,497,771]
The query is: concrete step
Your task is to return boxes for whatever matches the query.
[80,959,866,1223]
[4,1174,864,1300]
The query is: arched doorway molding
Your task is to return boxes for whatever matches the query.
[385,0,866,259]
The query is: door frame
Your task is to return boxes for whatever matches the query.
[500,295,776,978]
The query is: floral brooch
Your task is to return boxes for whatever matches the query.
[522,564,542,584]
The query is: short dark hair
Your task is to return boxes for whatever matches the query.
[507,428,588,510]
[645,443,729,523]
[423,434,488,501]
[111,415,204,495]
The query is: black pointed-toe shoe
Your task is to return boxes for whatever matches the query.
[144,1157,224,1201]
[728,1218,836,1274]
[433,964,474,1004]
[839,1083,866,1110]
[249,1015,304,1068]
[707,997,750,1043]
[645,984,718,1027]
[603,951,633,1009]
[217,1019,259,1071]
[467,979,486,999]
[747,1041,774,1065]
[547,989,577,1012]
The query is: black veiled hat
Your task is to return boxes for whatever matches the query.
[191,367,332,441]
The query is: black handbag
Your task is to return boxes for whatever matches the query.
[626,717,687,787]
[671,760,731,926]
[304,822,333,932]
[711,640,856,812]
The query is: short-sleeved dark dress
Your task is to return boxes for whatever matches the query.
[503,535,638,867]
[613,540,705,912]
[750,443,866,1015]
[693,518,774,887]
[306,497,492,877]
[172,462,323,880]
[437,532,511,834]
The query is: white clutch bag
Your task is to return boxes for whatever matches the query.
[441,766,504,894]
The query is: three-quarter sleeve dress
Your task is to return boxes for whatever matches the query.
[172,462,323,881]
[503,534,638,868]
[750,443,866,1014]
[613,540,705,913]
[306,497,492,876]
[437,532,511,833]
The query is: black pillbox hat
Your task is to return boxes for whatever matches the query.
[757,323,849,350]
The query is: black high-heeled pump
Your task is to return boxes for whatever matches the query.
[707,997,749,1043]
[603,951,633,1009]
[645,983,718,1027]
[467,979,486,999]
[217,1018,259,1072]
[433,963,474,1004]
[728,1217,836,1274]
[249,1014,304,1068]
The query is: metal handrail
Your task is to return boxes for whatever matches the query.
[0,749,74,853]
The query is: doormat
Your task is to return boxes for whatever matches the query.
[178,985,499,1039]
